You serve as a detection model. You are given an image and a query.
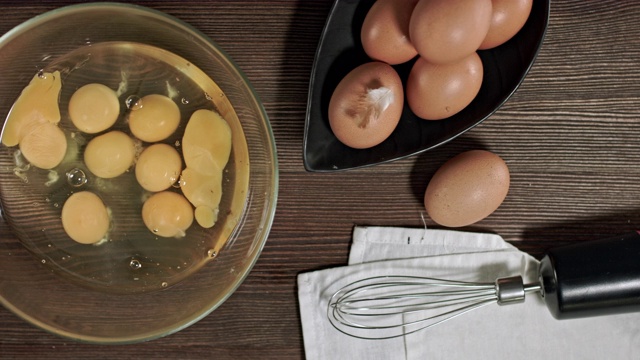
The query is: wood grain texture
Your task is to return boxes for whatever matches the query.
[2,0,640,358]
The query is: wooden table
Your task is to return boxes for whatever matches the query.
[1,0,640,358]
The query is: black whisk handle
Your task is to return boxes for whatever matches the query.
[539,231,640,319]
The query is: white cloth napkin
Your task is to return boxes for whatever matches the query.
[297,226,640,360]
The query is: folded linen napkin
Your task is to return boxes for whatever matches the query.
[297,226,640,360]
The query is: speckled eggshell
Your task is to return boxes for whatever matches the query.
[328,61,404,149]
[361,0,420,65]
[479,0,533,50]
[409,0,493,64]
[424,150,510,227]
[406,52,483,120]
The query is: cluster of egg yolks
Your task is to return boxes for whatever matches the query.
[61,191,110,244]
[68,83,120,134]
[126,95,192,237]
[68,89,193,239]
[4,72,232,243]
[136,143,182,192]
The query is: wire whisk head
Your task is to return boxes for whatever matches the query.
[327,275,533,339]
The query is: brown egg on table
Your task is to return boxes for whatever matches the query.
[479,0,533,50]
[328,61,403,149]
[406,52,483,120]
[361,0,419,65]
[424,150,510,228]
[409,0,493,64]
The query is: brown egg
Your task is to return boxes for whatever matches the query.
[424,150,510,228]
[409,0,493,64]
[479,0,533,50]
[361,0,420,65]
[406,53,483,120]
[329,61,403,149]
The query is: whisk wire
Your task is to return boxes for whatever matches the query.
[336,291,498,316]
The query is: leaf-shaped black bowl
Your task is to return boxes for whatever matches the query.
[304,0,550,172]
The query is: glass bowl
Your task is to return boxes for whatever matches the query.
[0,3,277,344]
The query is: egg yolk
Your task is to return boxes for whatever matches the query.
[180,109,232,228]
[1,71,61,147]
[68,83,120,134]
[182,109,232,175]
[128,94,180,142]
[180,168,222,228]
[61,191,110,244]
[142,191,194,238]
[1,71,67,169]
[84,130,136,178]
[135,143,182,192]
[19,122,67,169]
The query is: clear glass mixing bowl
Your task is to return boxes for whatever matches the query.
[0,3,277,344]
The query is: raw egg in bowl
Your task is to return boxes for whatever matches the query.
[0,3,277,344]
[304,0,550,171]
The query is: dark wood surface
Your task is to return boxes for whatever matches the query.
[2,0,640,358]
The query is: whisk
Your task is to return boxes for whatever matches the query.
[328,232,640,339]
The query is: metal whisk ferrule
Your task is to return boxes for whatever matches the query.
[497,276,525,304]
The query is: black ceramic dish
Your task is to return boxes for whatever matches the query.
[304,0,550,172]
